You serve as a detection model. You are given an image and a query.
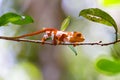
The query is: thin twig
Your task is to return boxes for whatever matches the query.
[0,36,119,46]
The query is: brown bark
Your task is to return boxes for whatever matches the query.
[26,0,65,80]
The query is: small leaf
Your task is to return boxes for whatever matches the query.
[95,58,120,75]
[0,12,33,26]
[79,8,118,40]
[68,45,78,56]
[60,16,71,31]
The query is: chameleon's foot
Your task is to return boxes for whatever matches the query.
[52,40,57,45]
[73,42,79,47]
[41,39,45,45]
[57,41,61,45]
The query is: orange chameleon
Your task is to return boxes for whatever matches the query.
[13,28,85,45]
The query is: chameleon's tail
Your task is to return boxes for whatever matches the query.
[14,29,45,38]
[13,28,57,38]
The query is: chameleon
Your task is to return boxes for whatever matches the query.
[12,28,85,45]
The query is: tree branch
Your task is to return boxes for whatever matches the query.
[0,36,119,46]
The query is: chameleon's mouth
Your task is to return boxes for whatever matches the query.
[80,37,85,42]
[80,35,85,41]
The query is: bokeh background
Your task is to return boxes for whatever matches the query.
[0,0,120,80]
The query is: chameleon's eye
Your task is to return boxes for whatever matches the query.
[76,33,81,37]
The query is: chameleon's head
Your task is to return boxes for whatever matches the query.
[69,32,85,42]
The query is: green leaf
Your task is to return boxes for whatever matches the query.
[60,16,71,31]
[0,12,33,26]
[12,16,34,25]
[79,8,118,40]
[95,58,120,75]
[68,45,78,56]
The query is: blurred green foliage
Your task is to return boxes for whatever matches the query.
[95,58,120,75]
[7,61,43,80]
[102,0,120,6]
[19,62,43,80]
[61,47,98,80]
[79,8,120,75]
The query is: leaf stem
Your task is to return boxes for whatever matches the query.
[116,31,118,41]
